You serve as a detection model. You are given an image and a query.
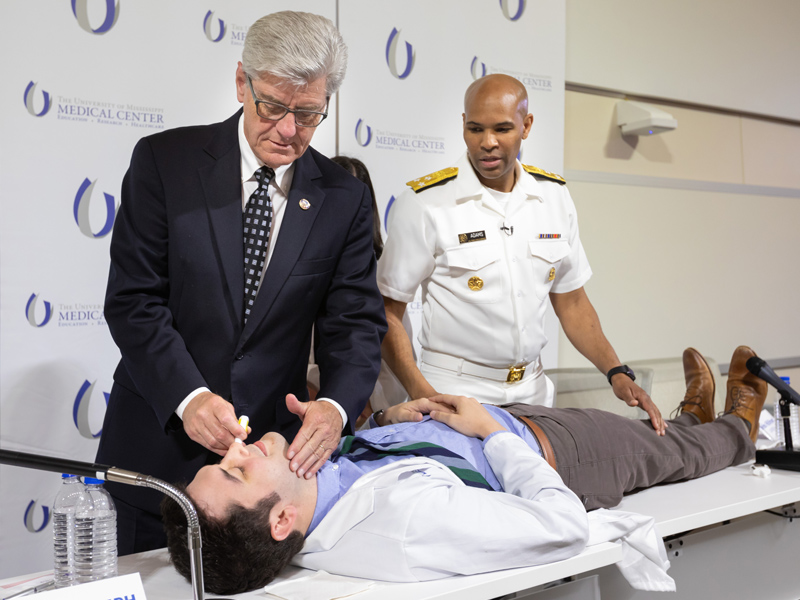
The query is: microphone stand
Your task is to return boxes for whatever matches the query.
[0,449,212,600]
[756,391,800,472]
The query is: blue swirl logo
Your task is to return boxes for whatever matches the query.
[499,0,526,21]
[470,56,487,80]
[71,0,120,34]
[73,178,117,239]
[73,380,110,439]
[23,81,51,117]
[203,10,226,42]
[384,195,396,233]
[25,293,53,328]
[355,119,373,147]
[24,500,50,533]
[385,28,415,80]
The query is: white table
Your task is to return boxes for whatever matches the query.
[3,463,799,600]
[616,461,800,536]
[593,462,800,599]
[112,540,620,600]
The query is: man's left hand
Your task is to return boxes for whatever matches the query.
[286,394,343,478]
[611,376,667,435]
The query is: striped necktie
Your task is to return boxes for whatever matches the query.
[336,436,492,490]
[243,166,275,323]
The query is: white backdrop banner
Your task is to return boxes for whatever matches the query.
[0,0,564,577]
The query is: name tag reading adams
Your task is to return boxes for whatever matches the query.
[458,230,486,244]
[34,573,146,600]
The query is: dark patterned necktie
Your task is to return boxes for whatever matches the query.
[336,435,492,490]
[243,166,275,323]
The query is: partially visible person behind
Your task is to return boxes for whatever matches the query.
[163,346,767,595]
[331,156,383,261]
[97,11,386,555]
[307,155,409,426]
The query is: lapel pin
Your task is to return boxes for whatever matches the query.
[299,199,311,211]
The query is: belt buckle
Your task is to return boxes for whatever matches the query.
[507,365,526,383]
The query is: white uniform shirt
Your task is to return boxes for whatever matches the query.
[377,153,592,370]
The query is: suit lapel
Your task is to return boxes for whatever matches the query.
[199,111,245,325]
[239,150,325,346]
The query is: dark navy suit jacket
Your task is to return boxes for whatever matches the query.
[96,110,386,514]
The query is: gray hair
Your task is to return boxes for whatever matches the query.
[242,11,348,97]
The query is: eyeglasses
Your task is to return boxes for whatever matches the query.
[246,76,328,128]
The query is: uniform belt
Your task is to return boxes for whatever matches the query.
[421,350,539,383]
[516,415,557,470]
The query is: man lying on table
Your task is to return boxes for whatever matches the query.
[162,346,766,595]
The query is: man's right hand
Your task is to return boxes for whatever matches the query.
[428,395,507,440]
[182,392,248,456]
[376,397,456,426]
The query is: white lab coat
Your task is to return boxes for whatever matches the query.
[293,431,674,591]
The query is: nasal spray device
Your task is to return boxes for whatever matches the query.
[234,415,249,444]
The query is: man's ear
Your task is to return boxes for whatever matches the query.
[235,61,247,104]
[522,113,534,139]
[270,505,298,541]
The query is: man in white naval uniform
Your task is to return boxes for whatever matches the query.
[377,74,665,434]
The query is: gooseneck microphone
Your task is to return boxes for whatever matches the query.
[746,356,800,405]
[749,355,800,471]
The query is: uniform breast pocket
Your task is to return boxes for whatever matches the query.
[443,243,505,304]
[528,240,571,300]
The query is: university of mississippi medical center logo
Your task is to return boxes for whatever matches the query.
[71,0,120,34]
[355,119,373,147]
[499,0,526,21]
[73,379,110,439]
[23,82,51,117]
[471,57,487,80]
[26,294,53,327]
[74,178,117,238]
[385,28,415,79]
[24,500,50,533]
[204,10,227,42]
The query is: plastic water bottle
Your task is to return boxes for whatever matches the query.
[75,478,118,583]
[53,474,90,588]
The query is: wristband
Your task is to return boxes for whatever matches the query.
[606,365,635,385]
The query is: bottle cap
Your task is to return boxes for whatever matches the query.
[84,477,105,485]
[61,473,78,479]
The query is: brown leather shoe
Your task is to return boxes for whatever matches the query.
[724,346,768,442]
[675,348,716,423]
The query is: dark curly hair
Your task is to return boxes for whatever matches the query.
[161,484,305,595]
[331,155,383,260]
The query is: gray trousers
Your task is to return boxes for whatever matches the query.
[500,404,755,510]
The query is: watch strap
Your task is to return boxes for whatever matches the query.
[607,365,635,385]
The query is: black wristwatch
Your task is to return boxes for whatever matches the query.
[607,365,635,385]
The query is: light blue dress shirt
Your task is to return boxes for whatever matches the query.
[308,405,541,534]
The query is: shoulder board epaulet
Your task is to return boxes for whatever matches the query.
[406,167,458,193]
[522,164,566,185]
